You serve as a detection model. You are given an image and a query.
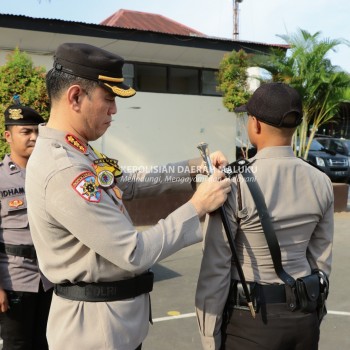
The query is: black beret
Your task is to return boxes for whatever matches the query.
[53,43,136,98]
[4,105,44,126]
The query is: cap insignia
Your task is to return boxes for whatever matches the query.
[71,171,101,203]
[8,108,24,120]
[65,134,87,153]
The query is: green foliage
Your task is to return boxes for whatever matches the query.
[0,48,49,160]
[253,29,350,159]
[217,50,256,158]
[217,49,252,112]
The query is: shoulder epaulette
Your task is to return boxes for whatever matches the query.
[223,158,253,178]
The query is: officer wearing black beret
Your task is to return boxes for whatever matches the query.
[25,43,230,350]
[0,103,53,350]
[4,104,45,126]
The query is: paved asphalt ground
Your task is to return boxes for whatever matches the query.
[143,210,350,350]
[1,196,349,349]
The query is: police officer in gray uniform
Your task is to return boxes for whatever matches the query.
[25,43,231,350]
[195,83,334,350]
[0,104,53,350]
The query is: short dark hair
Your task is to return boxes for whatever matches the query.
[46,68,99,103]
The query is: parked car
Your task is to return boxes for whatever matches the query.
[306,139,350,183]
[235,138,350,182]
[315,137,350,163]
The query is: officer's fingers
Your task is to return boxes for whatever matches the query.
[209,168,225,181]
[0,301,9,313]
[210,151,228,169]
[221,178,232,193]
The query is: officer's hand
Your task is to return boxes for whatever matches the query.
[188,151,228,175]
[189,168,231,217]
[209,151,228,170]
[0,288,9,313]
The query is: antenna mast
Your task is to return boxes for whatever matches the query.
[233,0,243,40]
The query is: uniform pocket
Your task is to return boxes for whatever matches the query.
[0,196,28,228]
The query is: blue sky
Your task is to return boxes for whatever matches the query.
[1,0,349,72]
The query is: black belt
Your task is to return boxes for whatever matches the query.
[54,271,154,302]
[230,281,287,311]
[253,283,286,304]
[0,242,36,259]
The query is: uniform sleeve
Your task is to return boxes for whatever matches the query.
[195,209,233,350]
[306,179,334,276]
[45,165,202,274]
[117,160,195,200]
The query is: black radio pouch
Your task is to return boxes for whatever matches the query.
[295,269,329,323]
[295,273,320,312]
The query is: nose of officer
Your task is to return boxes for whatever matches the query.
[110,100,117,116]
[30,128,39,142]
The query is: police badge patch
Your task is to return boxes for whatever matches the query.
[72,171,101,202]
[9,199,24,208]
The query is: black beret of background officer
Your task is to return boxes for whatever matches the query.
[4,104,44,126]
[53,42,136,98]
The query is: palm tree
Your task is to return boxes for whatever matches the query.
[253,29,350,159]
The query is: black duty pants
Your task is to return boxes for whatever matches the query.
[222,303,320,350]
[0,282,53,350]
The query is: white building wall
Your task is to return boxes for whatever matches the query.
[91,92,236,168]
[1,51,237,166]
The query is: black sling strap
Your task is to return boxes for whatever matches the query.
[240,170,295,287]
[225,159,297,310]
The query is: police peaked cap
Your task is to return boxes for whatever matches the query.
[4,105,44,126]
[53,43,136,98]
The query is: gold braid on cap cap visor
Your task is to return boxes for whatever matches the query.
[103,83,136,97]
[98,75,124,83]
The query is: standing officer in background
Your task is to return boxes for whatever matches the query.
[0,104,53,349]
[195,82,334,350]
[25,42,231,350]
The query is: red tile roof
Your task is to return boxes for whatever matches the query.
[100,9,206,37]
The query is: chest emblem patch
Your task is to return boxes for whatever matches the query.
[9,199,24,208]
[93,159,122,188]
[72,172,101,203]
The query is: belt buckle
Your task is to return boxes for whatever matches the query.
[233,281,258,312]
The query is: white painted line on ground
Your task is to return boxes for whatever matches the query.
[152,310,350,323]
[153,312,196,322]
[328,310,350,316]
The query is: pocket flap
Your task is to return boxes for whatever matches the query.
[300,274,320,302]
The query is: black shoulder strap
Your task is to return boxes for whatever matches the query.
[225,160,295,288]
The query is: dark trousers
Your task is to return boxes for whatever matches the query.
[0,283,53,350]
[222,303,320,350]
